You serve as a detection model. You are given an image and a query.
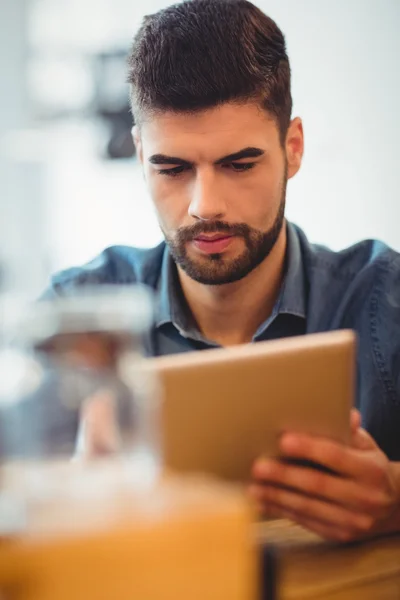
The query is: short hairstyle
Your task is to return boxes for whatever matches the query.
[127,0,292,143]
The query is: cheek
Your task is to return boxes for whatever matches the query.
[232,170,283,219]
[146,173,189,230]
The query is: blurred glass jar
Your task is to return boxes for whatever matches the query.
[0,286,160,534]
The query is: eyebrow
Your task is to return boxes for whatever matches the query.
[148,146,264,166]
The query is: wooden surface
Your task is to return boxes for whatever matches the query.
[0,469,257,600]
[255,519,400,600]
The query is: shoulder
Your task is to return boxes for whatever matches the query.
[43,242,167,298]
[292,223,399,299]
[295,224,398,279]
[293,223,400,401]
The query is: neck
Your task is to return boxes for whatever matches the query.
[177,225,287,346]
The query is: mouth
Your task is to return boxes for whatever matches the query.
[192,234,234,254]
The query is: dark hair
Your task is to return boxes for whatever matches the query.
[127,0,292,143]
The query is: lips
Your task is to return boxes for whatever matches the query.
[192,234,234,254]
[195,234,232,242]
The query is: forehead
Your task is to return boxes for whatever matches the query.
[139,102,280,160]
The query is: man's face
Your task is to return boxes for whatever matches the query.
[135,102,303,285]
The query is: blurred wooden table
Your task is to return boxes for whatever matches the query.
[256,519,400,600]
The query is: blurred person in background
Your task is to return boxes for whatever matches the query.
[43,0,400,541]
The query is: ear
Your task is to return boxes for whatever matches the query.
[132,125,143,165]
[285,117,304,179]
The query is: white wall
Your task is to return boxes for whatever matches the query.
[0,0,50,295]
[257,0,400,251]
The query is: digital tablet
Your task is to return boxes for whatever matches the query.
[147,330,355,481]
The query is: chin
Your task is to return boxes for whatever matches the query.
[180,257,253,286]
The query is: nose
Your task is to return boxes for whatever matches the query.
[188,168,227,221]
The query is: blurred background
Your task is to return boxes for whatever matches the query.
[1,0,399,298]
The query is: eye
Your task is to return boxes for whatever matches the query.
[157,165,188,177]
[225,162,256,172]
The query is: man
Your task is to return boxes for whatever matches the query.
[45,0,400,541]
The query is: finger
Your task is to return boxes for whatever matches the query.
[251,459,384,514]
[278,511,358,543]
[352,427,379,451]
[253,500,362,542]
[350,408,361,433]
[253,501,283,520]
[278,432,375,480]
[248,484,374,536]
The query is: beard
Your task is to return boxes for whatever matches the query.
[163,177,287,286]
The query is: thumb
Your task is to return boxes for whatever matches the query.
[350,409,378,451]
[351,421,379,452]
[350,408,361,433]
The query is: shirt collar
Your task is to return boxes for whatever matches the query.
[155,247,192,334]
[154,221,307,333]
[277,221,307,319]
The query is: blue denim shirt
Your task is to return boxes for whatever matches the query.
[46,222,400,460]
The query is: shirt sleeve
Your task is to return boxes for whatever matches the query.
[384,255,400,401]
